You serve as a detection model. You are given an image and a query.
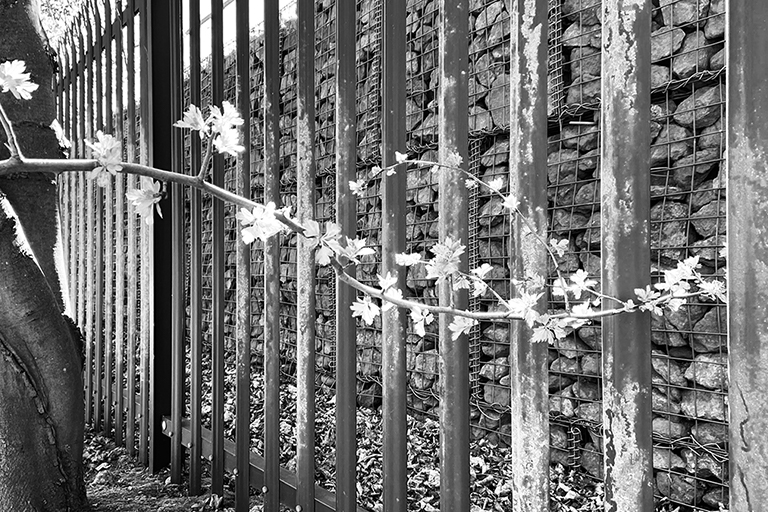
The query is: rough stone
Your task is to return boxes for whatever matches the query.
[672,30,715,79]
[653,387,682,415]
[704,0,725,40]
[651,27,686,62]
[709,47,724,71]
[651,123,693,168]
[650,201,690,262]
[474,0,504,31]
[681,448,727,482]
[578,148,600,173]
[659,0,710,27]
[562,0,601,25]
[656,473,705,505]
[652,416,691,439]
[480,357,510,382]
[569,46,601,80]
[681,389,727,421]
[483,381,511,408]
[555,335,591,359]
[690,200,726,238]
[577,325,601,350]
[581,353,601,376]
[469,105,493,132]
[572,380,600,401]
[691,307,727,353]
[486,73,509,128]
[691,421,728,445]
[701,488,728,509]
[575,402,602,424]
[690,234,726,266]
[550,425,572,466]
[478,196,506,226]
[651,350,688,386]
[673,84,724,129]
[561,123,599,153]
[562,22,601,49]
[550,386,576,417]
[652,64,670,89]
[698,117,724,151]
[480,139,509,167]
[653,447,686,471]
[581,443,604,479]
[690,174,725,212]
[550,356,580,375]
[566,77,601,105]
[671,148,721,188]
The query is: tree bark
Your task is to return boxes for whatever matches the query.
[0,1,88,510]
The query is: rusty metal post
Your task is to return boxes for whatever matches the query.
[600,2,653,510]
[125,0,138,458]
[728,2,768,509]
[296,0,317,509]
[113,2,125,447]
[335,0,358,509]
[381,0,408,510]
[437,1,470,511]
[233,1,251,509]
[103,0,115,437]
[263,0,282,508]
[187,0,204,496]
[507,1,550,510]
[210,0,226,493]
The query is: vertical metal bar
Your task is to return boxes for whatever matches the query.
[103,0,115,437]
[233,1,251,509]
[728,2,768,509]
[167,0,185,483]
[296,0,317,509]
[210,0,226,495]
[92,0,106,434]
[263,0,282,508]
[125,0,138,458]
[600,2,653,510]
[437,1,470,511]
[381,0,408,510]
[114,3,126,447]
[84,8,96,427]
[188,0,203,496]
[138,0,152,466]
[144,0,177,473]
[334,0,357,509]
[508,1,550,510]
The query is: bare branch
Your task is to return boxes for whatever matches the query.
[0,101,24,159]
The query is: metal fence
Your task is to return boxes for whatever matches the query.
[54,0,768,511]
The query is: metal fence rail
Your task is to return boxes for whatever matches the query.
[54,0,768,511]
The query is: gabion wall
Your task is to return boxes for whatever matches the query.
[186,0,728,509]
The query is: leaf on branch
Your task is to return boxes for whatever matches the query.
[395,252,422,266]
[550,238,569,257]
[0,60,39,100]
[448,316,478,340]
[339,237,375,263]
[486,177,504,192]
[349,179,367,196]
[502,194,520,211]
[126,177,162,224]
[443,150,463,169]
[426,237,465,283]
[378,272,398,291]
[351,296,380,326]
[569,269,597,299]
[394,151,408,164]
[409,306,434,337]
[381,287,403,311]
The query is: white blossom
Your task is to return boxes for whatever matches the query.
[0,60,38,100]
[410,307,434,337]
[395,252,422,267]
[174,104,209,137]
[126,177,162,224]
[447,316,478,340]
[236,202,284,244]
[86,131,123,187]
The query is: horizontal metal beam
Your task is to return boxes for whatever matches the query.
[161,417,368,512]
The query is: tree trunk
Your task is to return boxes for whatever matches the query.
[0,1,89,510]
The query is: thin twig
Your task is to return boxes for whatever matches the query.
[0,101,24,159]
